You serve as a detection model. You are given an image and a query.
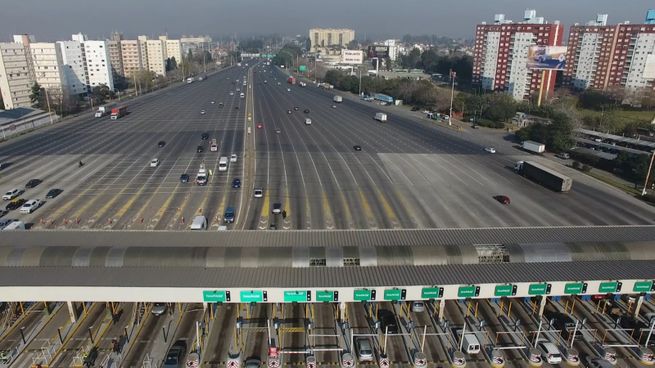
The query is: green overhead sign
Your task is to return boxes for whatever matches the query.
[203,290,228,303]
[316,291,337,302]
[599,281,620,294]
[299,65,307,72]
[494,284,515,297]
[528,283,549,295]
[240,290,265,303]
[354,289,372,301]
[458,285,479,298]
[633,281,653,293]
[383,289,402,301]
[284,290,308,303]
[421,287,442,299]
[564,283,585,295]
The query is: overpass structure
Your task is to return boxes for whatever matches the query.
[0,226,653,303]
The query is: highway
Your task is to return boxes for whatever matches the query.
[0,63,652,230]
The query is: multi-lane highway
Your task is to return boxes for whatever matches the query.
[2,62,655,231]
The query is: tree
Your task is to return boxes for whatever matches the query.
[0,92,4,109]
[484,94,516,122]
[90,84,115,106]
[30,82,43,108]
[400,48,421,69]
[165,57,178,72]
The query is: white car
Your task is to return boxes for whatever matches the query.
[254,188,263,198]
[3,188,21,200]
[200,110,206,115]
[150,158,160,167]
[20,199,43,214]
[229,92,234,96]
[484,147,496,154]
[230,154,238,163]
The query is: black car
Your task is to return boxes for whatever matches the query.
[45,188,63,199]
[304,109,310,113]
[163,340,187,368]
[158,141,166,147]
[180,174,190,183]
[25,179,42,189]
[378,309,399,334]
[353,145,362,151]
[0,209,8,218]
[272,202,282,215]
[197,146,204,153]
[201,133,209,140]
[232,178,241,188]
[6,198,26,211]
[235,106,240,110]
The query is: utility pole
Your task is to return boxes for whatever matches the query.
[448,70,456,126]
[358,67,362,96]
[642,150,655,196]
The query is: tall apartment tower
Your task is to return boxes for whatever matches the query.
[0,42,32,109]
[472,10,564,103]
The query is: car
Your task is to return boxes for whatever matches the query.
[200,110,206,115]
[275,129,281,134]
[245,358,261,368]
[201,133,209,140]
[353,145,362,151]
[232,178,241,188]
[0,209,8,218]
[235,106,239,110]
[224,207,236,223]
[287,109,292,114]
[277,82,281,85]
[355,338,374,362]
[229,91,234,96]
[151,303,167,316]
[230,154,237,163]
[158,141,166,147]
[25,179,42,189]
[484,147,496,154]
[254,188,263,198]
[197,146,204,153]
[331,104,336,108]
[287,88,291,92]
[236,88,240,92]
[150,158,159,167]
[180,174,190,183]
[19,199,43,214]
[163,340,187,368]
[304,109,310,113]
[378,309,399,334]
[3,188,22,200]
[272,202,282,215]
[411,301,425,313]
[45,189,63,199]
[256,123,263,129]
[471,125,480,129]
[537,342,562,364]
[494,195,511,205]
[5,199,26,211]
[293,106,299,111]
[210,101,215,104]
[556,152,571,159]
[218,102,224,107]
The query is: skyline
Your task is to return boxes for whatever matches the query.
[0,0,653,42]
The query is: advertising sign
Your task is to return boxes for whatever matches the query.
[527,46,567,70]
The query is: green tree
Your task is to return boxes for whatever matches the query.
[30,82,43,108]
[165,57,178,72]
[400,48,421,69]
[484,94,516,122]
[90,84,115,106]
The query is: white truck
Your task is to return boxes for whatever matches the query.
[94,105,113,118]
[522,140,546,154]
[515,160,572,192]
[333,95,343,103]
[374,112,388,122]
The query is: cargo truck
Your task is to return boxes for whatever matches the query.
[94,105,114,118]
[515,160,572,192]
[522,140,546,154]
[287,76,296,85]
[333,95,343,103]
[374,112,388,122]
[110,106,128,120]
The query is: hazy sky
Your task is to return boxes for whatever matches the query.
[1,0,653,41]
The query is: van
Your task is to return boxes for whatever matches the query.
[2,221,26,231]
[374,112,387,122]
[218,157,228,171]
[538,342,562,364]
[459,332,481,354]
[190,216,207,230]
[355,338,373,362]
[240,92,245,98]
[210,139,218,152]
[305,118,312,125]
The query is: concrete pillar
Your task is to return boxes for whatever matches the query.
[438,299,445,321]
[634,295,644,319]
[67,301,77,324]
[538,296,547,318]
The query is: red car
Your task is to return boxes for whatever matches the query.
[494,195,511,205]
[256,123,263,129]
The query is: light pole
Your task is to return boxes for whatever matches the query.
[358,67,363,96]
[641,150,655,196]
[448,70,456,126]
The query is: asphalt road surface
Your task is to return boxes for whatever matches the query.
[1,62,654,230]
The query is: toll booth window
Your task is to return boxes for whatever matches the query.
[343,257,360,266]
[310,258,327,267]
[475,244,510,263]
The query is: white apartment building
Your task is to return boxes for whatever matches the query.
[145,39,166,76]
[83,40,114,90]
[120,40,145,78]
[0,42,32,109]
[162,37,182,63]
[57,40,88,95]
[309,28,355,54]
[29,42,65,96]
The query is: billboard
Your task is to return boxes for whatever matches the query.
[367,45,390,59]
[527,46,567,70]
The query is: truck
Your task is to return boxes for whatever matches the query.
[514,160,572,192]
[374,93,394,104]
[110,106,128,120]
[374,112,388,122]
[94,105,114,118]
[333,95,343,103]
[522,140,546,154]
[196,163,208,186]
[287,76,296,85]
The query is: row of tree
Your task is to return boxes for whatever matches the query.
[272,44,303,69]
[399,48,473,85]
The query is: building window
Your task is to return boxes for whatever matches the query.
[309,258,326,267]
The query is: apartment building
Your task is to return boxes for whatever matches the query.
[145,39,166,76]
[120,39,145,78]
[57,40,88,95]
[564,11,655,93]
[29,42,66,97]
[472,10,564,103]
[160,36,182,63]
[0,42,32,109]
[107,32,124,81]
[309,28,355,54]
[83,40,114,90]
